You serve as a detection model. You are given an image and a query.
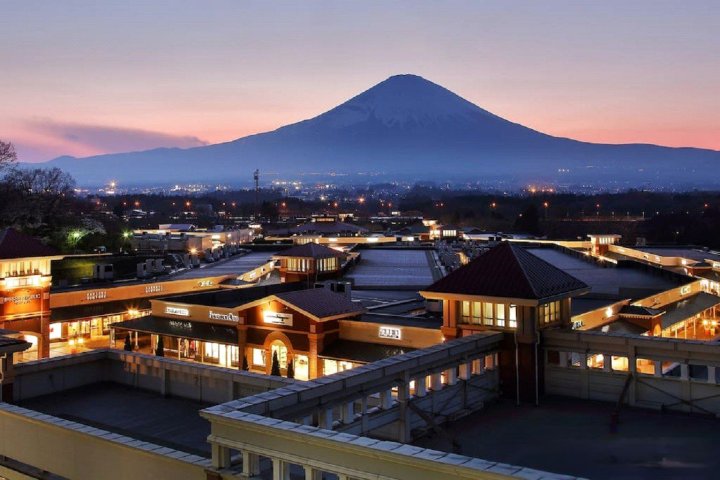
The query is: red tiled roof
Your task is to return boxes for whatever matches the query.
[274,288,363,319]
[424,242,588,300]
[274,243,345,259]
[0,228,58,260]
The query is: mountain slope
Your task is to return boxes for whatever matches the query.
[41,74,720,186]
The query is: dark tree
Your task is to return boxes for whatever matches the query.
[515,204,541,235]
[286,357,295,379]
[242,354,249,371]
[0,140,17,171]
[270,351,281,376]
[155,336,165,356]
[124,333,133,352]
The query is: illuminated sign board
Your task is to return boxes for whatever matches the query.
[379,326,402,340]
[0,287,47,317]
[165,306,190,316]
[86,291,107,301]
[209,310,239,322]
[263,311,293,326]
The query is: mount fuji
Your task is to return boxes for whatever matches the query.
[41,74,719,186]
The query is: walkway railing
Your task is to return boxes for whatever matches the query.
[201,332,580,479]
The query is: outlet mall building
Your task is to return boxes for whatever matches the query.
[110,283,442,380]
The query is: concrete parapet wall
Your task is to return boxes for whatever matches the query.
[544,329,720,414]
[13,349,294,403]
[0,403,210,480]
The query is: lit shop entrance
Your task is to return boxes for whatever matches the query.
[112,316,240,368]
[255,335,310,380]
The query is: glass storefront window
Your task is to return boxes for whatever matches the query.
[295,354,309,381]
[252,348,266,366]
[324,359,338,376]
[49,322,62,340]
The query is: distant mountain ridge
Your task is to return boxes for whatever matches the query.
[37,74,720,186]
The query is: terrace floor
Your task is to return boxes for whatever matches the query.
[413,396,720,480]
[19,382,212,457]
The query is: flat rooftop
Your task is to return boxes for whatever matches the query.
[414,396,720,480]
[19,382,212,457]
[343,249,439,289]
[172,251,277,279]
[528,248,681,299]
[635,247,720,263]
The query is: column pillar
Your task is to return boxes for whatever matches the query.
[380,389,393,409]
[341,401,354,424]
[708,366,717,385]
[40,312,50,359]
[360,395,369,433]
[0,353,15,402]
[429,373,442,391]
[415,376,427,397]
[680,363,689,381]
[242,451,260,477]
[303,465,323,480]
[211,444,231,469]
[654,361,662,377]
[272,458,290,480]
[458,363,471,381]
[318,407,334,430]
[603,354,612,373]
[445,367,457,386]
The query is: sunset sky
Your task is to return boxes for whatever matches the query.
[2,0,718,163]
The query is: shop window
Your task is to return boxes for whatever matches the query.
[271,343,288,369]
[49,322,62,340]
[611,356,629,372]
[587,353,604,370]
[635,358,655,375]
[540,301,560,325]
[294,354,309,381]
[482,303,493,325]
[496,304,506,327]
[509,305,517,328]
[324,359,338,376]
[252,348,266,367]
[205,343,220,361]
[229,346,239,367]
[461,301,470,323]
[472,301,481,324]
[569,352,584,368]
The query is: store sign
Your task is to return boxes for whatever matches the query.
[165,306,190,316]
[379,326,402,340]
[208,310,239,322]
[86,290,107,301]
[0,287,47,317]
[146,285,163,294]
[264,311,293,326]
[199,280,214,287]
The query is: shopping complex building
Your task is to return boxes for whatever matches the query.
[2,227,720,479]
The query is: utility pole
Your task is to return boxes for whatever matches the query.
[253,169,260,220]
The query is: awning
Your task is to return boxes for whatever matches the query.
[51,299,151,322]
[112,316,238,345]
[320,339,414,363]
[661,292,720,330]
